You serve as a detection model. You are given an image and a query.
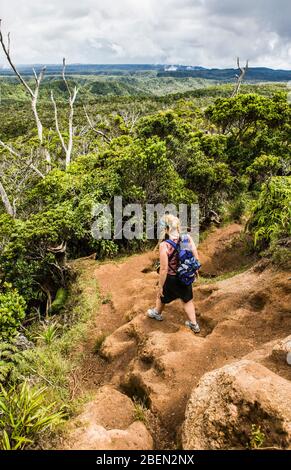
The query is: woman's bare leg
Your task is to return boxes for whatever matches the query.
[155,296,165,314]
[183,300,197,324]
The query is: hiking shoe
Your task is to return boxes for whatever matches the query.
[147,308,163,321]
[185,320,200,334]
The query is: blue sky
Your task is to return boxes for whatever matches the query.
[0,0,290,68]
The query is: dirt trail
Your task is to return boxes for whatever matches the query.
[63,224,291,449]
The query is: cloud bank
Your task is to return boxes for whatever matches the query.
[0,0,290,68]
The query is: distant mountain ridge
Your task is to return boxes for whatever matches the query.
[158,66,291,82]
[0,64,291,81]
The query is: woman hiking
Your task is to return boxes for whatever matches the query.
[147,214,201,334]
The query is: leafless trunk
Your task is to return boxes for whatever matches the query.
[0,178,14,216]
[231,57,249,98]
[0,19,51,171]
[83,106,112,143]
[31,67,46,143]
[51,58,79,168]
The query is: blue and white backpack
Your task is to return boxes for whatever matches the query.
[166,235,201,286]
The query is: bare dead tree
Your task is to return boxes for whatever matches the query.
[83,106,112,143]
[120,109,140,133]
[0,19,51,172]
[0,139,44,178]
[0,140,45,216]
[0,150,44,217]
[0,177,14,216]
[231,57,249,98]
[51,58,79,168]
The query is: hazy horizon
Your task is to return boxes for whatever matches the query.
[0,63,290,71]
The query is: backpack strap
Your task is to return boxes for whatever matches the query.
[165,239,180,261]
[165,239,179,250]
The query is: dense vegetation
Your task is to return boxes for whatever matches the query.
[0,75,290,448]
[0,75,216,102]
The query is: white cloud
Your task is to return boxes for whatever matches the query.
[0,0,290,68]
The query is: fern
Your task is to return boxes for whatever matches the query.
[248,177,291,249]
[0,342,24,384]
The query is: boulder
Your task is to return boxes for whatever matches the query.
[182,360,291,450]
[15,334,34,350]
[65,385,153,450]
[73,385,135,430]
[271,335,291,364]
[68,421,153,450]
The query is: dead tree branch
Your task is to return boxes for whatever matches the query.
[0,177,14,216]
[0,19,51,172]
[0,20,34,97]
[0,139,44,178]
[51,91,67,154]
[231,57,249,98]
[120,109,140,133]
[51,58,79,168]
[83,106,112,143]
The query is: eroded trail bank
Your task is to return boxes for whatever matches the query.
[61,224,291,450]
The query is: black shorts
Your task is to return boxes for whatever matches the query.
[161,275,193,304]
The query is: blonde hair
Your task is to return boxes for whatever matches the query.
[154,214,181,251]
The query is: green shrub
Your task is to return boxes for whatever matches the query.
[248,424,265,449]
[248,176,291,249]
[98,240,119,259]
[0,381,65,450]
[186,150,234,217]
[0,342,24,384]
[246,154,282,183]
[226,193,252,223]
[136,110,189,141]
[228,198,246,222]
[264,244,291,270]
[133,397,147,423]
[0,203,76,307]
[0,289,26,341]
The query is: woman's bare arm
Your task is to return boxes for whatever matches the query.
[158,242,168,295]
[188,235,199,261]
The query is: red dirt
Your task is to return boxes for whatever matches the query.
[63,224,291,449]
